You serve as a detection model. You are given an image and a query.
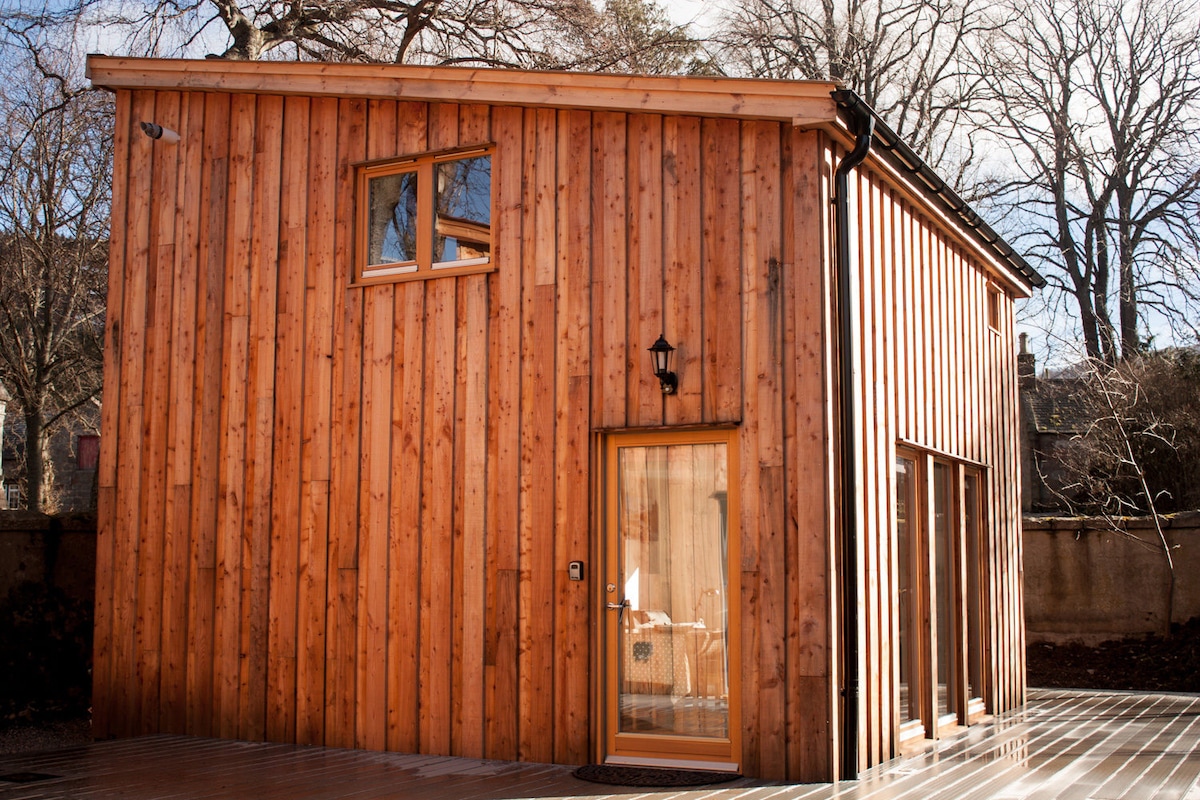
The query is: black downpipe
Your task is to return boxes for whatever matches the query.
[832,93,874,782]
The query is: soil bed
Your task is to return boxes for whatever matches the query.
[1027,617,1200,693]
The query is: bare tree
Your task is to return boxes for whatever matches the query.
[5,0,700,71]
[975,0,1200,362]
[151,0,565,64]
[532,0,707,75]
[0,46,111,512]
[711,0,1002,173]
[1052,350,1200,516]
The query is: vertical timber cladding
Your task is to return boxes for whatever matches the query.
[843,153,1027,768]
[94,86,842,781]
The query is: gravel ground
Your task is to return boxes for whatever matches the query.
[0,717,93,755]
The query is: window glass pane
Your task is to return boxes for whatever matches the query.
[895,456,919,725]
[933,462,955,719]
[964,471,982,701]
[367,170,419,268]
[617,441,729,740]
[988,288,1001,329]
[433,156,491,266]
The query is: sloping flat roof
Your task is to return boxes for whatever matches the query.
[85,56,840,125]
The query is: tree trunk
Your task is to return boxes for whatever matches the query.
[1118,193,1139,358]
[1076,286,1103,360]
[24,409,44,513]
[1120,257,1138,358]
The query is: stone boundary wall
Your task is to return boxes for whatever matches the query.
[0,511,96,604]
[1024,512,1200,645]
[5,509,1197,651]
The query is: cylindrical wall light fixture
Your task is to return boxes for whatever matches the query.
[139,121,181,144]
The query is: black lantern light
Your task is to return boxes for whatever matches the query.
[648,334,678,395]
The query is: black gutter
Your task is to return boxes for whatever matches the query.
[831,90,1046,290]
[832,99,874,783]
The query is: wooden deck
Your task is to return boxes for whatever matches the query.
[2,689,1198,799]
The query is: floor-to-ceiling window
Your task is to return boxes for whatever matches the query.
[895,449,987,748]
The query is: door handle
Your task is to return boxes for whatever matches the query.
[606,599,629,624]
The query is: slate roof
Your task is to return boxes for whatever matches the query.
[1023,378,1094,435]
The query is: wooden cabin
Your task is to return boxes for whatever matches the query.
[86,56,1042,782]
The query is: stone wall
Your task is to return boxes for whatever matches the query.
[1024,512,1200,645]
[0,511,96,604]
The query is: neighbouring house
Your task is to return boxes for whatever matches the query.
[0,394,101,512]
[86,56,1043,782]
[1017,336,1092,513]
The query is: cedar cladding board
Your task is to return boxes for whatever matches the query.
[87,56,1036,782]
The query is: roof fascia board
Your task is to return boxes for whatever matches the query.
[86,55,840,123]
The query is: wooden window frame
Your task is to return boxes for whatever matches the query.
[961,466,989,723]
[894,453,927,744]
[986,284,1002,333]
[354,144,495,286]
[895,447,989,750]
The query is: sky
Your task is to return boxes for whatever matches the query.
[663,0,719,32]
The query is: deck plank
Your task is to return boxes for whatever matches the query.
[2,690,1199,800]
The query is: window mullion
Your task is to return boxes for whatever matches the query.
[921,453,937,738]
[417,161,434,270]
[954,463,970,722]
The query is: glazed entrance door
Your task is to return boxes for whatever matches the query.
[603,430,739,770]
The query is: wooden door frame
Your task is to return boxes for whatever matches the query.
[594,427,742,771]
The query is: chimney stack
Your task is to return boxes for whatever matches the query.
[1017,333,1036,388]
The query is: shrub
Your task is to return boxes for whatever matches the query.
[0,581,92,722]
[1057,349,1200,515]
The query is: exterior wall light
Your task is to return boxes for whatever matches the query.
[648,334,678,395]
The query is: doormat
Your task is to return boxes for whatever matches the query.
[0,772,60,784]
[572,764,741,787]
